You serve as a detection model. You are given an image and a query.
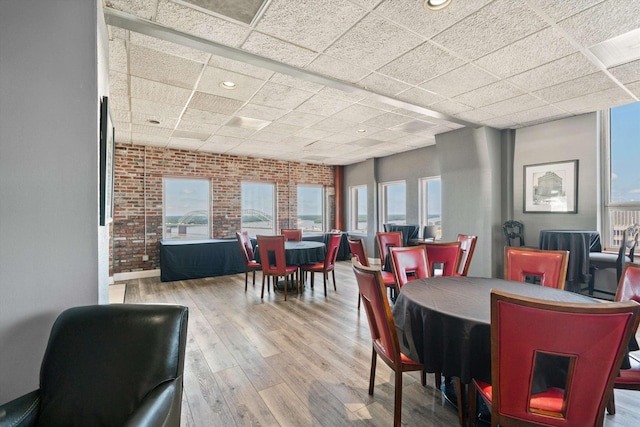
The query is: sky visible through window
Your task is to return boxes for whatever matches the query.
[611,101,640,202]
[164,179,209,216]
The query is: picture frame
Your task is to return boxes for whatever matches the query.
[100,96,115,226]
[523,160,578,213]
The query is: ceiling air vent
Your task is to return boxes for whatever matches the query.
[180,0,271,25]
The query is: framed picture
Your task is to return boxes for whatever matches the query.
[523,160,578,213]
[100,96,115,226]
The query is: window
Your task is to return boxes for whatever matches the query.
[297,185,324,231]
[419,177,442,238]
[350,185,367,233]
[603,101,640,249]
[241,182,275,235]
[380,181,406,227]
[163,178,210,240]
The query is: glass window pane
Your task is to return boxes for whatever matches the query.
[350,185,367,232]
[420,177,441,238]
[241,182,275,235]
[163,178,210,240]
[382,182,406,225]
[297,185,323,231]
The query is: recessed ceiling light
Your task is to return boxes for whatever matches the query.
[220,81,237,90]
[424,0,453,12]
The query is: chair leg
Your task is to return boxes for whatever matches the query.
[607,391,616,415]
[261,274,266,299]
[357,294,361,310]
[394,368,403,427]
[332,269,337,291]
[369,348,377,395]
[283,275,287,301]
[421,369,426,386]
[252,270,256,286]
[323,272,328,296]
[435,372,441,389]
[454,377,467,427]
[468,382,478,427]
[245,270,249,292]
[310,272,315,289]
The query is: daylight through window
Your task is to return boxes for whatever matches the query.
[380,181,406,227]
[297,185,324,232]
[241,182,275,235]
[350,185,367,233]
[163,178,210,240]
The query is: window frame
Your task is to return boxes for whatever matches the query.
[162,177,211,240]
[349,184,368,234]
[419,176,442,238]
[379,180,407,229]
[296,184,324,232]
[241,181,276,236]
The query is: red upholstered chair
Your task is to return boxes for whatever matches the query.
[607,262,640,415]
[281,228,302,242]
[421,242,461,277]
[389,246,430,290]
[257,235,298,301]
[236,231,261,291]
[504,247,569,290]
[351,259,426,427]
[469,289,639,427]
[300,233,341,296]
[376,231,403,269]
[348,236,396,309]
[456,234,478,276]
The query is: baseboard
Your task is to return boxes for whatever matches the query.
[112,269,161,283]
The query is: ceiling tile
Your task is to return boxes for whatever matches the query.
[554,86,635,114]
[496,105,569,127]
[379,41,466,85]
[627,80,640,97]
[235,104,287,121]
[249,81,314,110]
[188,92,245,114]
[356,73,412,97]
[250,130,288,143]
[241,31,317,67]
[108,38,128,74]
[609,59,640,84]
[480,94,548,116]
[428,99,473,115]
[166,138,206,150]
[432,0,547,60]
[507,52,600,91]
[390,119,438,134]
[557,0,640,47]
[453,81,524,108]
[324,14,423,70]
[206,134,245,146]
[129,44,204,89]
[295,94,353,116]
[361,112,412,128]
[131,124,173,137]
[130,76,193,106]
[330,104,385,123]
[311,117,358,133]
[196,66,266,101]
[156,0,250,47]
[225,116,270,132]
[254,0,366,52]
[129,32,210,63]
[109,71,129,98]
[294,128,334,141]
[207,55,275,80]
[176,120,220,134]
[278,111,325,127]
[420,64,498,97]
[482,116,518,129]
[534,72,618,103]
[306,54,371,83]
[131,98,184,117]
[105,0,156,20]
[320,132,363,144]
[534,0,603,22]
[171,129,210,141]
[131,111,177,128]
[182,108,229,125]
[214,125,257,138]
[268,73,324,93]
[131,133,169,147]
[259,122,302,135]
[395,87,445,107]
[474,27,576,78]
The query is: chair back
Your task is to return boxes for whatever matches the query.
[352,259,401,365]
[376,232,403,267]
[489,289,639,427]
[37,304,188,426]
[324,233,342,270]
[503,220,525,247]
[257,235,288,275]
[390,246,430,289]
[615,262,640,304]
[347,236,370,267]
[423,225,437,240]
[281,228,302,241]
[236,231,255,263]
[456,234,478,276]
[504,247,569,289]
[421,242,461,277]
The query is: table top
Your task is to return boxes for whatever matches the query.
[255,240,325,266]
[284,241,325,250]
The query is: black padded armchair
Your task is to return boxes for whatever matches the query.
[0,304,189,427]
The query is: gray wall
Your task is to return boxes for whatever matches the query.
[513,113,598,247]
[0,0,105,403]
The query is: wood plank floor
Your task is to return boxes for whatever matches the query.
[119,261,640,426]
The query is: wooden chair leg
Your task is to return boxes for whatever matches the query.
[252,270,256,286]
[607,390,616,415]
[357,294,361,310]
[468,382,478,427]
[283,275,287,301]
[261,274,266,299]
[332,269,337,291]
[369,348,377,395]
[394,366,403,427]
[435,372,441,389]
[323,272,328,296]
[245,270,249,292]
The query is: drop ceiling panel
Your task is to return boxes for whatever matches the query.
[106,0,156,20]
[278,111,325,127]
[330,104,385,123]
[396,87,445,107]
[130,76,193,106]
[453,81,525,109]
[555,87,634,114]
[196,67,266,100]
[208,55,275,80]
[235,104,286,121]
[306,55,371,84]
[420,64,498,97]
[249,82,314,110]
[480,94,548,117]
[507,52,600,92]
[533,72,618,103]
[254,0,367,52]
[182,108,229,125]
[129,44,204,89]
[241,32,317,67]
[130,32,211,63]
[534,0,603,22]
[356,73,412,97]
[108,38,128,73]
[295,95,353,117]
[130,99,184,117]
[180,0,268,25]
[188,92,245,114]
[609,59,640,84]
[379,42,466,85]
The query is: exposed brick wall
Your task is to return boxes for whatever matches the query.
[112,143,335,274]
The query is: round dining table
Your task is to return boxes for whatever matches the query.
[254,240,325,266]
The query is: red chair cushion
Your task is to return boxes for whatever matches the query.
[301,262,324,271]
[616,368,640,385]
[381,271,396,287]
[529,387,565,413]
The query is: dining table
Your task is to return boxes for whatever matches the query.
[538,229,601,292]
[391,276,600,426]
[254,240,326,266]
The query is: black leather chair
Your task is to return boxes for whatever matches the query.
[0,304,188,427]
[588,224,639,296]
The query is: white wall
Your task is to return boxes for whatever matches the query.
[513,114,598,247]
[0,0,104,403]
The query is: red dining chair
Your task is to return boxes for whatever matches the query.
[389,246,430,290]
[421,242,461,277]
[504,247,569,290]
[257,235,298,301]
[348,236,397,309]
[351,258,426,427]
[456,234,478,276]
[281,228,302,242]
[469,289,639,427]
[300,233,342,296]
[236,231,261,291]
[607,262,640,415]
